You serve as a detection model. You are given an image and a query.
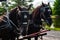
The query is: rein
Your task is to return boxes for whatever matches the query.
[0,15,19,31]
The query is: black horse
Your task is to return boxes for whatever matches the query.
[9,7,20,40]
[0,15,12,40]
[27,2,52,40]
[17,4,32,36]
[0,7,21,40]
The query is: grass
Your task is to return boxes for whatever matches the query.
[46,27,60,31]
[45,26,60,31]
[51,15,56,18]
[54,28,60,31]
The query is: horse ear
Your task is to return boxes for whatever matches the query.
[27,4,33,10]
[48,2,50,5]
[42,2,44,5]
[18,6,22,11]
[42,2,45,6]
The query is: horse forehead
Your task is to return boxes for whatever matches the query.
[45,5,50,8]
[21,8,28,11]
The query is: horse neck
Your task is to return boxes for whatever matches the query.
[9,9,19,26]
[32,6,41,19]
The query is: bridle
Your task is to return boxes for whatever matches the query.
[17,8,31,35]
[40,5,51,24]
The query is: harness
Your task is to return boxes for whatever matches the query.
[0,15,19,32]
[19,11,30,36]
[20,11,30,24]
[0,16,12,30]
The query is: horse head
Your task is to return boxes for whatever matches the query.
[41,2,52,26]
[17,5,33,36]
[32,2,52,26]
[18,4,32,21]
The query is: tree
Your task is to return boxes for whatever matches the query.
[53,0,60,15]
[0,2,6,15]
[0,8,6,15]
[12,0,33,6]
[0,0,34,15]
[53,0,60,28]
[11,0,34,12]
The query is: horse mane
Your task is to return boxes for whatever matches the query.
[32,5,42,19]
[0,7,17,22]
[10,7,18,13]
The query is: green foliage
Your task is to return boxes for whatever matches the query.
[54,16,60,28]
[53,0,60,15]
[12,0,34,11]
[0,0,34,15]
[0,8,6,15]
[0,8,6,12]
[46,27,60,31]
[8,4,17,10]
[12,0,33,6]
[53,0,60,28]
